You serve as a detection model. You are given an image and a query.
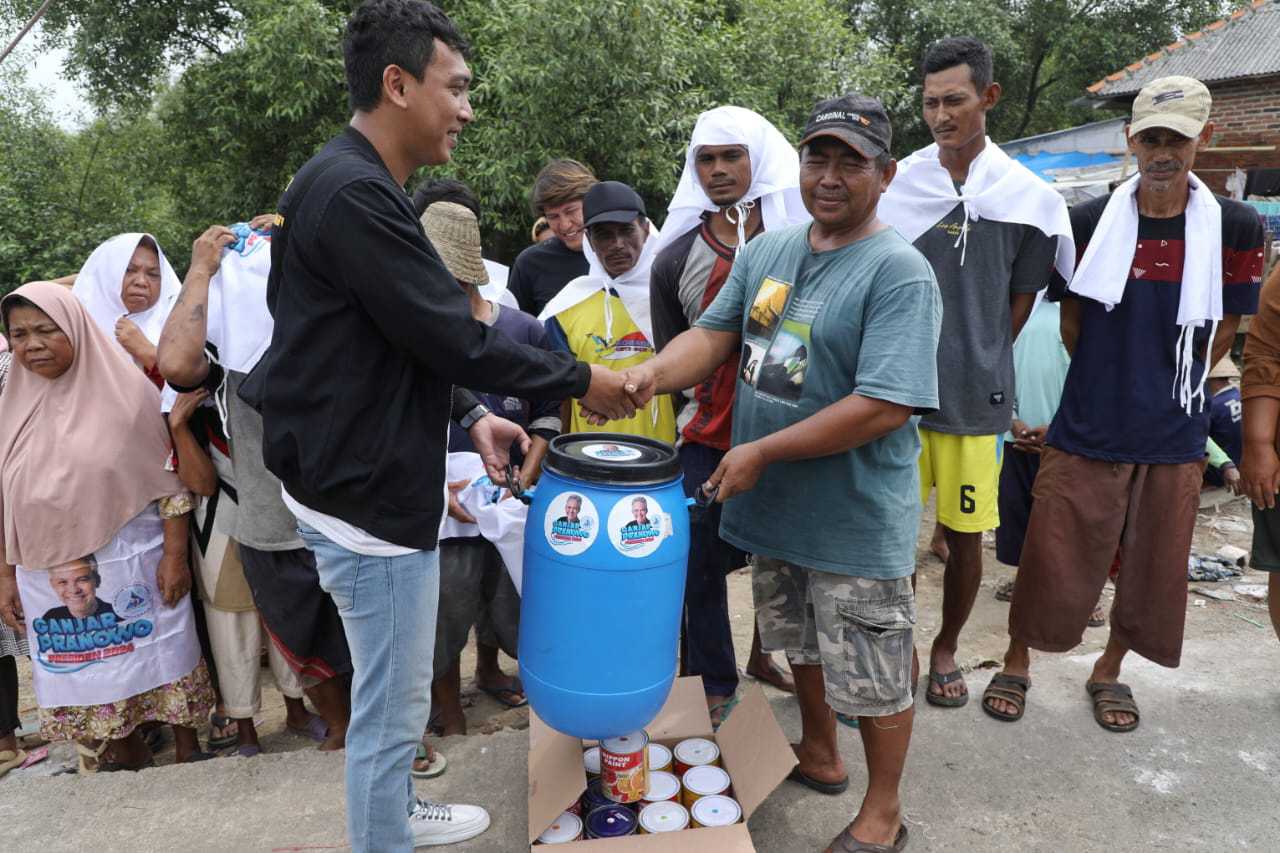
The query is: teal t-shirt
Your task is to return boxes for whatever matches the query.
[1003,300,1070,443]
[696,224,942,578]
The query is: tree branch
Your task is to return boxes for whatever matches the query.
[0,0,56,65]
[1015,45,1051,138]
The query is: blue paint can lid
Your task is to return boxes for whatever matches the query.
[585,804,638,838]
[547,433,680,486]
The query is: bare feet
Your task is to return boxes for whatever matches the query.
[930,521,949,563]
[926,642,967,703]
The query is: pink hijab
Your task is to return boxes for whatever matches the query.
[0,282,181,570]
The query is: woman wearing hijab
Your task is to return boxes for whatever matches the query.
[71,233,181,387]
[0,344,30,777]
[0,282,214,773]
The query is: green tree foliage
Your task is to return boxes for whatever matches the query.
[848,0,1229,151]
[0,62,187,293]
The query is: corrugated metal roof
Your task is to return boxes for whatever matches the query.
[1088,0,1280,99]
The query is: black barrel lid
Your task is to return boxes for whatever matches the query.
[545,433,681,486]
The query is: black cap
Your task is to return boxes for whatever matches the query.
[798,94,892,159]
[583,181,647,227]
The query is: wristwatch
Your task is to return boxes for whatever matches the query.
[459,404,491,431]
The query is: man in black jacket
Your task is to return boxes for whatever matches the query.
[238,2,630,849]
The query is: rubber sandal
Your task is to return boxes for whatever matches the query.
[994,578,1016,602]
[1086,681,1140,733]
[75,740,110,774]
[745,663,796,693]
[709,695,740,732]
[826,823,908,853]
[0,748,27,777]
[412,742,448,778]
[286,713,328,743]
[19,746,48,769]
[142,726,166,754]
[925,669,969,708]
[208,713,239,750]
[786,744,848,795]
[478,676,528,709]
[835,712,860,730]
[237,744,262,758]
[1087,603,1107,628]
[177,750,218,764]
[981,673,1030,722]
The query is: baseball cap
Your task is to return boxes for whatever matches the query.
[1129,76,1212,138]
[798,94,892,159]
[583,181,647,227]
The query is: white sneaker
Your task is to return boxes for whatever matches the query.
[410,798,491,847]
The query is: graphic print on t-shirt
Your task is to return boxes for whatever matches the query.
[740,277,817,406]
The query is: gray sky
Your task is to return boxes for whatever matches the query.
[13,24,91,129]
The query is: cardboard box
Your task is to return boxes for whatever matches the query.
[528,677,797,849]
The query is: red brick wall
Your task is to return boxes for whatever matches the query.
[1198,75,1280,193]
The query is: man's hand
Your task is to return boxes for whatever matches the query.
[1241,439,1280,509]
[248,213,276,232]
[447,478,476,524]
[0,572,23,631]
[115,317,155,361]
[622,364,657,410]
[579,365,639,423]
[190,225,237,279]
[469,413,531,485]
[706,442,768,502]
[156,551,192,607]
[169,389,208,428]
[1011,420,1048,454]
[1222,463,1243,496]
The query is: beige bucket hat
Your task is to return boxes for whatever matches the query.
[1208,356,1240,380]
[421,201,489,286]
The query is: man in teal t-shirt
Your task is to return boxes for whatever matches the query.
[596,95,941,853]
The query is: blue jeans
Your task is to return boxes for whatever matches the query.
[678,444,745,698]
[299,523,439,853]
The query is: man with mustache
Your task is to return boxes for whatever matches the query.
[601,95,942,853]
[877,37,1073,710]
[541,181,676,441]
[983,76,1264,732]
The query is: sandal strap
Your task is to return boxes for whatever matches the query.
[982,686,1026,704]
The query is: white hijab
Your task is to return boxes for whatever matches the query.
[651,106,809,257]
[538,221,660,345]
[72,233,181,355]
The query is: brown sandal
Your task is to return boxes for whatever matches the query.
[1086,681,1139,733]
[826,823,908,852]
[981,673,1030,722]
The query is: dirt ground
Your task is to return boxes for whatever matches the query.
[9,484,1267,776]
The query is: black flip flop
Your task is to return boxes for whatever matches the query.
[787,764,849,795]
[925,669,969,708]
[479,676,528,709]
[827,823,908,853]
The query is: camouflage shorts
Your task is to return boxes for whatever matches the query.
[752,556,916,717]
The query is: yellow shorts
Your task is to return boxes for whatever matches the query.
[918,428,1003,533]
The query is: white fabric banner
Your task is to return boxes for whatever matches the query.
[18,507,200,708]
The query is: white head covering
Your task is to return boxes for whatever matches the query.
[538,221,660,345]
[651,106,809,258]
[72,233,181,355]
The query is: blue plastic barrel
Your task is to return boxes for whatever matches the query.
[519,433,689,739]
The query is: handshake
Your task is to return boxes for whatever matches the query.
[578,364,658,426]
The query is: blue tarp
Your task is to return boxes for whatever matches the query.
[1011,151,1120,181]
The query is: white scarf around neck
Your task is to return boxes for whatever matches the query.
[878,138,1075,280]
[1068,171,1222,415]
[651,106,809,258]
[72,233,181,355]
[537,221,660,346]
